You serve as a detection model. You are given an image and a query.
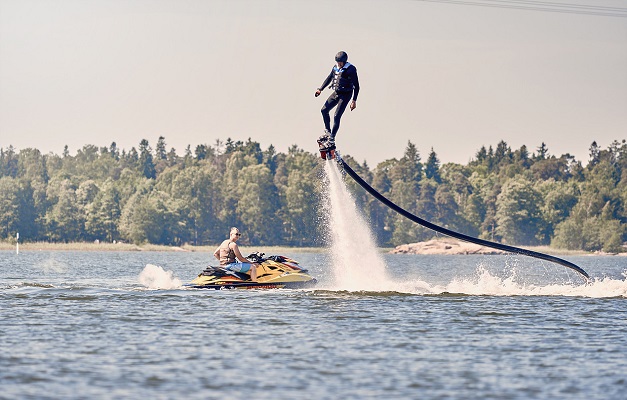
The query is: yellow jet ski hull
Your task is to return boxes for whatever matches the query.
[185,254,317,290]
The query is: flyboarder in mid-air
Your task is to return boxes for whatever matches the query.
[315,51,360,154]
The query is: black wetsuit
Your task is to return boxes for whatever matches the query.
[319,62,360,138]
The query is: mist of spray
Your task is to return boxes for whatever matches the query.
[139,264,182,289]
[321,161,394,291]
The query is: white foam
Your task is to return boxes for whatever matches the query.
[394,267,627,298]
[138,264,182,289]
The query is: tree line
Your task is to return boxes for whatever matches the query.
[0,137,625,252]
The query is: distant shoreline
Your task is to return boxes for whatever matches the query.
[0,239,624,256]
[0,241,326,253]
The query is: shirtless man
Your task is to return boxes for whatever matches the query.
[213,227,257,282]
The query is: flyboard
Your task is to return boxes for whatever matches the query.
[317,135,336,160]
[318,141,590,281]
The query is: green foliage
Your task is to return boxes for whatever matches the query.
[0,138,624,252]
[425,148,441,183]
[236,164,279,245]
[45,179,83,242]
[536,180,578,241]
[85,179,120,242]
[0,177,21,238]
[553,216,624,253]
[495,176,544,245]
[282,151,320,246]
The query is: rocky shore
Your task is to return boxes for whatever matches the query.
[390,238,627,256]
[390,238,508,255]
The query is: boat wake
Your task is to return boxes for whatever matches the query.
[312,269,627,298]
[392,267,627,298]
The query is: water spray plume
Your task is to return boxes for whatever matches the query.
[321,162,394,291]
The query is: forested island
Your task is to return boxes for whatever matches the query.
[1,137,625,252]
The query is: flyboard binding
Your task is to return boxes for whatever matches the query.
[184,252,317,290]
[317,134,336,160]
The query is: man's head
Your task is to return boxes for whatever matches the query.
[229,227,242,240]
[335,51,348,67]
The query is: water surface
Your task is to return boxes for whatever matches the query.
[2,250,626,399]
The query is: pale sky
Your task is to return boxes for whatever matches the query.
[1,0,625,165]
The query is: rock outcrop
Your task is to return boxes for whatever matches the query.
[390,238,508,255]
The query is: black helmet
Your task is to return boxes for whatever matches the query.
[335,51,348,63]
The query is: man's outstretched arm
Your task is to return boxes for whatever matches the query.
[317,70,334,94]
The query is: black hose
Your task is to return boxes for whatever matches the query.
[337,157,590,281]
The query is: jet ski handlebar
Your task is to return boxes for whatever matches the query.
[247,252,266,263]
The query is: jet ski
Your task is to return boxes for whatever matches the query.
[184,252,317,289]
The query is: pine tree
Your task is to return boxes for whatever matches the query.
[155,136,167,161]
[425,147,441,183]
[138,139,156,179]
[535,142,549,161]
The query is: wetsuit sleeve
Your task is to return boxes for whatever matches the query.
[319,69,334,90]
[351,66,360,101]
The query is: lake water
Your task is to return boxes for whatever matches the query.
[1,250,626,399]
